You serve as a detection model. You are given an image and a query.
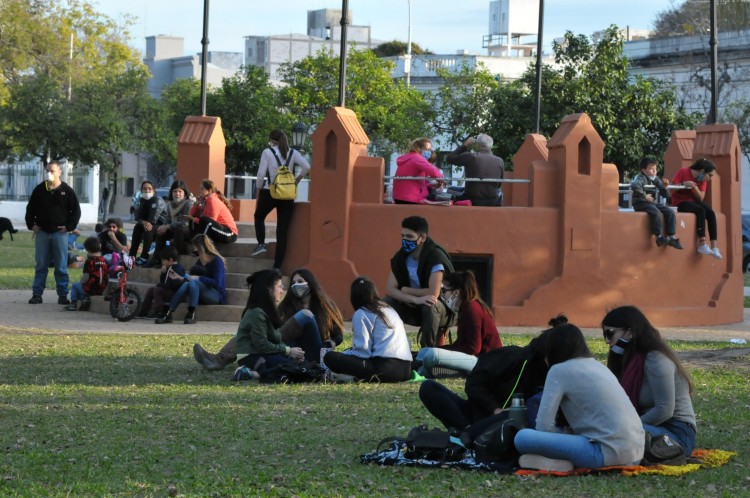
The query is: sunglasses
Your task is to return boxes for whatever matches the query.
[602,327,626,340]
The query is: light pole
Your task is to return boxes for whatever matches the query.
[291,121,308,151]
[405,0,412,87]
[708,0,718,124]
[533,0,544,133]
[200,0,210,116]
[338,0,350,107]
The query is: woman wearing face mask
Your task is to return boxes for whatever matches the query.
[130,181,168,265]
[192,268,345,371]
[392,138,445,204]
[414,271,502,377]
[671,157,721,258]
[601,305,697,456]
[146,180,195,267]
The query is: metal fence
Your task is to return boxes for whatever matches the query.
[0,162,92,203]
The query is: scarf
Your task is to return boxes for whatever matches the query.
[168,198,188,221]
[620,351,646,413]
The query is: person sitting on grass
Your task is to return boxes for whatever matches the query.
[155,234,227,325]
[323,277,413,383]
[136,246,186,319]
[514,323,644,472]
[232,269,325,380]
[192,268,345,371]
[66,237,108,311]
[630,157,682,250]
[415,270,502,378]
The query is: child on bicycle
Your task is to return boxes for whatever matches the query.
[67,237,109,311]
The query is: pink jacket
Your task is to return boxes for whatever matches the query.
[392,152,444,203]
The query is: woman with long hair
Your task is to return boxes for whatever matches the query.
[322,277,412,382]
[155,234,227,325]
[129,180,168,264]
[392,137,444,204]
[514,324,644,472]
[252,128,311,270]
[189,179,238,244]
[415,270,502,377]
[671,157,721,258]
[192,268,345,371]
[233,269,324,378]
[601,305,697,455]
[146,180,194,266]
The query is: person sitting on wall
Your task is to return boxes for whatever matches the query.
[392,138,445,204]
[445,134,504,207]
[385,216,456,348]
[630,157,682,250]
[670,158,721,258]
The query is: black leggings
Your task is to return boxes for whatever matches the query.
[677,200,717,240]
[194,216,237,244]
[254,189,294,268]
[323,351,411,383]
[129,223,155,258]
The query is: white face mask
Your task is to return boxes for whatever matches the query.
[290,282,309,298]
[46,172,55,182]
[445,292,460,312]
[142,192,154,200]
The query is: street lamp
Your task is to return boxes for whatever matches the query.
[291,121,308,150]
[405,0,412,87]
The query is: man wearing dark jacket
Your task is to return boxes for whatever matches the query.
[385,216,456,347]
[25,161,81,304]
[446,134,504,206]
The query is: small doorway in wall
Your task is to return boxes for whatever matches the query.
[451,255,493,306]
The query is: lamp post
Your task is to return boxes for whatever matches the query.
[405,0,412,87]
[200,0,210,116]
[708,0,718,124]
[291,121,308,151]
[338,0,350,107]
[533,0,544,133]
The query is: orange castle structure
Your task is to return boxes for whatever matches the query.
[179,108,743,328]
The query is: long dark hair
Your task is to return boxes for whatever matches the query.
[544,323,592,367]
[244,269,283,327]
[278,268,345,341]
[350,276,392,328]
[442,270,492,317]
[602,305,693,394]
[169,179,191,201]
[269,128,290,160]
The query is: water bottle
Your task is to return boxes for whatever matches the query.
[509,393,527,429]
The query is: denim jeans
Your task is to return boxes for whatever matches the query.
[285,310,324,363]
[416,347,478,376]
[70,282,87,302]
[33,230,69,297]
[644,418,696,456]
[514,428,605,468]
[169,279,221,310]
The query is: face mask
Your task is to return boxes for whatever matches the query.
[402,239,418,254]
[290,282,309,298]
[268,141,276,148]
[610,337,630,355]
[421,150,432,160]
[142,192,154,200]
[46,172,55,182]
[444,292,460,312]
[696,173,705,182]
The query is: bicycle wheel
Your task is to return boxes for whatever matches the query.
[109,288,141,322]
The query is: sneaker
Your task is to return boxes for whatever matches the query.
[518,454,575,472]
[697,244,714,256]
[232,366,259,381]
[28,295,42,304]
[136,256,148,266]
[666,237,683,250]
[65,303,77,311]
[655,235,669,247]
[408,370,427,382]
[58,296,70,305]
[79,297,91,311]
[712,247,723,259]
[327,371,357,383]
[251,243,268,257]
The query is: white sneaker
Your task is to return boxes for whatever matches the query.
[251,243,267,257]
[712,247,723,259]
[519,454,574,472]
[697,244,713,256]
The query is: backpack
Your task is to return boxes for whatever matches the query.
[641,432,687,466]
[259,360,326,384]
[268,149,297,200]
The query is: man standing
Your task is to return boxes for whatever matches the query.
[446,134,504,206]
[385,216,456,347]
[25,161,81,304]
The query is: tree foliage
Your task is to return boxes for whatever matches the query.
[372,40,431,57]
[652,0,750,38]
[488,26,699,177]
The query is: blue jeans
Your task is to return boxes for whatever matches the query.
[286,310,323,363]
[33,230,69,297]
[514,428,605,468]
[644,418,696,456]
[416,347,478,376]
[70,282,87,302]
[169,279,221,310]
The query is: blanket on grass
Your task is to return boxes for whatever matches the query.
[360,441,735,477]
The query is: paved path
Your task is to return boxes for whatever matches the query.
[2,289,749,343]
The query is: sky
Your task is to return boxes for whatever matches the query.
[92,0,678,57]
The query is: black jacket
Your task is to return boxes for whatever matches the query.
[390,236,453,290]
[135,195,168,225]
[25,181,81,233]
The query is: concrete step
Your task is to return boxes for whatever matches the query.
[130,267,269,289]
[213,239,276,258]
[236,222,276,239]
[89,295,246,322]
[124,281,249,306]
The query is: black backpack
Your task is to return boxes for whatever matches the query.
[259,360,326,384]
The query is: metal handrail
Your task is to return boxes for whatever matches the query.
[385,176,529,183]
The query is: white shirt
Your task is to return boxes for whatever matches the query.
[256,146,311,190]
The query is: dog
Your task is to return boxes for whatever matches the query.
[0,217,19,241]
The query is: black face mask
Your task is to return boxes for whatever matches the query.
[610,337,631,355]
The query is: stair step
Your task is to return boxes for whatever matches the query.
[130,268,268,289]
[89,295,246,322]
[123,281,249,306]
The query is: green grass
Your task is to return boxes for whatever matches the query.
[0,231,82,290]
[0,331,746,497]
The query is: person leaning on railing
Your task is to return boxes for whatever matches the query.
[445,134,504,207]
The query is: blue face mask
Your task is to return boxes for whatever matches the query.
[422,150,432,160]
[402,238,418,253]
[696,173,705,182]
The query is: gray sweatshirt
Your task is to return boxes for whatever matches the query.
[344,307,412,362]
[639,351,697,430]
[537,358,645,466]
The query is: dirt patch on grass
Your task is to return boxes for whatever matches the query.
[678,348,750,370]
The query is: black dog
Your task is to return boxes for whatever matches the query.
[0,217,19,241]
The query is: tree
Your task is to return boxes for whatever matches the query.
[278,47,433,159]
[371,40,432,57]
[723,100,750,164]
[653,0,750,38]
[488,27,699,177]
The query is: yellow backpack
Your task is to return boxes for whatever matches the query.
[268,149,297,200]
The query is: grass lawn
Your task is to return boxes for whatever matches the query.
[0,231,82,291]
[0,331,747,497]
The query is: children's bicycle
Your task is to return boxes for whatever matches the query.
[109,253,141,322]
